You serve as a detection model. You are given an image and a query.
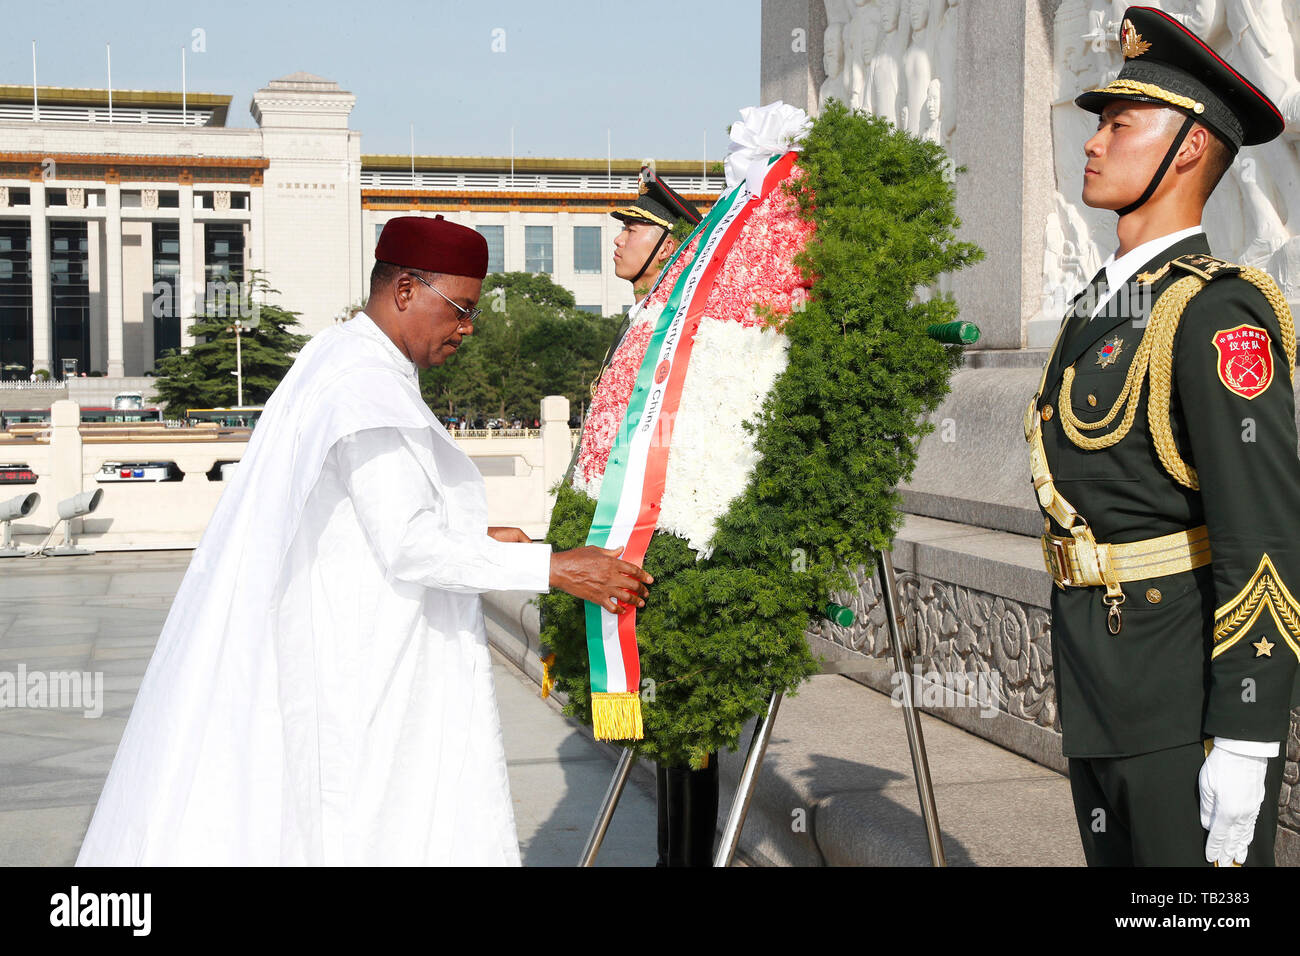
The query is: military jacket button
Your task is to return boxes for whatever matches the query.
[1041,405,1054,422]
[1088,394,1098,407]
[1146,588,1162,604]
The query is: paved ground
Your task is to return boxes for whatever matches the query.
[484,589,1087,867]
[0,549,656,866]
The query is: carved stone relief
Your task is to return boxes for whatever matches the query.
[822,0,959,155]
[66,188,85,210]
[807,566,1059,731]
[142,189,159,211]
[807,565,1300,832]
[214,190,231,212]
[1047,0,1300,317]
[0,187,8,210]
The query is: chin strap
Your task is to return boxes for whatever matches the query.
[631,226,670,284]
[1117,114,1197,218]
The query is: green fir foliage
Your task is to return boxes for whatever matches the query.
[152,272,309,411]
[539,103,983,768]
[419,272,620,421]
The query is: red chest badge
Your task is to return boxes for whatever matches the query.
[1212,325,1274,400]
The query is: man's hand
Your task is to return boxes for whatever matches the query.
[550,546,653,613]
[488,526,531,543]
[1199,741,1269,866]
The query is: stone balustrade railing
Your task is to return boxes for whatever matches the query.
[1,396,575,550]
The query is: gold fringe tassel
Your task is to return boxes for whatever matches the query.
[591,691,644,741]
[540,654,556,699]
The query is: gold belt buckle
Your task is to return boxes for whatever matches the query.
[1043,536,1073,588]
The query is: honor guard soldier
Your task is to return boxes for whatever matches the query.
[604,168,713,867]
[1028,6,1299,865]
[579,168,703,437]
[592,166,704,392]
[555,169,710,864]
[612,164,703,302]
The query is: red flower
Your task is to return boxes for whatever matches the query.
[575,166,815,487]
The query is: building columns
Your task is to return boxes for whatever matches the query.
[87,220,105,372]
[29,180,50,375]
[248,183,264,278]
[138,221,155,371]
[179,182,196,349]
[105,182,125,377]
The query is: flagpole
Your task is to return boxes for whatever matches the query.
[181,47,187,125]
[31,42,39,122]
[106,44,113,123]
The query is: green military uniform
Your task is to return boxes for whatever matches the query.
[595,167,703,390]
[1028,7,1300,865]
[564,169,715,865]
[568,167,702,472]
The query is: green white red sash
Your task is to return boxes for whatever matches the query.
[583,150,797,740]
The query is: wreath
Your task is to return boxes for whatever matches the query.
[539,101,983,768]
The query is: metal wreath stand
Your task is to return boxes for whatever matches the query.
[577,549,947,868]
[574,321,980,868]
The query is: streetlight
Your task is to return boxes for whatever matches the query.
[226,319,253,406]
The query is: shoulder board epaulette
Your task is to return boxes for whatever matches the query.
[1168,253,1241,281]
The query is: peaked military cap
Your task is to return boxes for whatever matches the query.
[1075,5,1284,150]
[611,167,702,231]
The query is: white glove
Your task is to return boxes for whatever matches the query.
[1198,739,1269,866]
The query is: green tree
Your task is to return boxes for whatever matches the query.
[419,272,618,423]
[481,271,576,309]
[152,272,309,411]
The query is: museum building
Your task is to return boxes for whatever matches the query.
[0,73,723,379]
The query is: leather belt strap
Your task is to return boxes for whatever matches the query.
[1042,525,1212,590]
[1025,322,1184,634]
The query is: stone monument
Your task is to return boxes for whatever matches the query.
[761,0,1300,863]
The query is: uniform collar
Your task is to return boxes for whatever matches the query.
[1042,231,1212,397]
[348,311,418,381]
[1094,224,1205,316]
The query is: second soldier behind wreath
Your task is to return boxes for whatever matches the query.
[604,168,716,867]
[1029,6,1300,866]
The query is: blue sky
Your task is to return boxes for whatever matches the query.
[3,0,762,161]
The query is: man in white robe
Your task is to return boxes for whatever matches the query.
[76,215,652,866]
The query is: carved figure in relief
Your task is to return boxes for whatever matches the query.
[1169,0,1226,40]
[1040,190,1101,320]
[845,0,881,113]
[901,0,932,136]
[820,23,852,109]
[921,78,943,144]
[871,0,905,125]
[1235,156,1291,270]
[1217,0,1300,264]
[1227,0,1300,127]
[936,0,960,145]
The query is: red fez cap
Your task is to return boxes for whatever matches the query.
[375,215,489,279]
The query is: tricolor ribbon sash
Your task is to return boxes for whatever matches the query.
[583,150,798,740]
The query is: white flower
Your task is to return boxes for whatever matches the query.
[657,318,790,557]
[725,101,813,195]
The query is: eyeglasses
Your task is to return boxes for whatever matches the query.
[409,272,481,326]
